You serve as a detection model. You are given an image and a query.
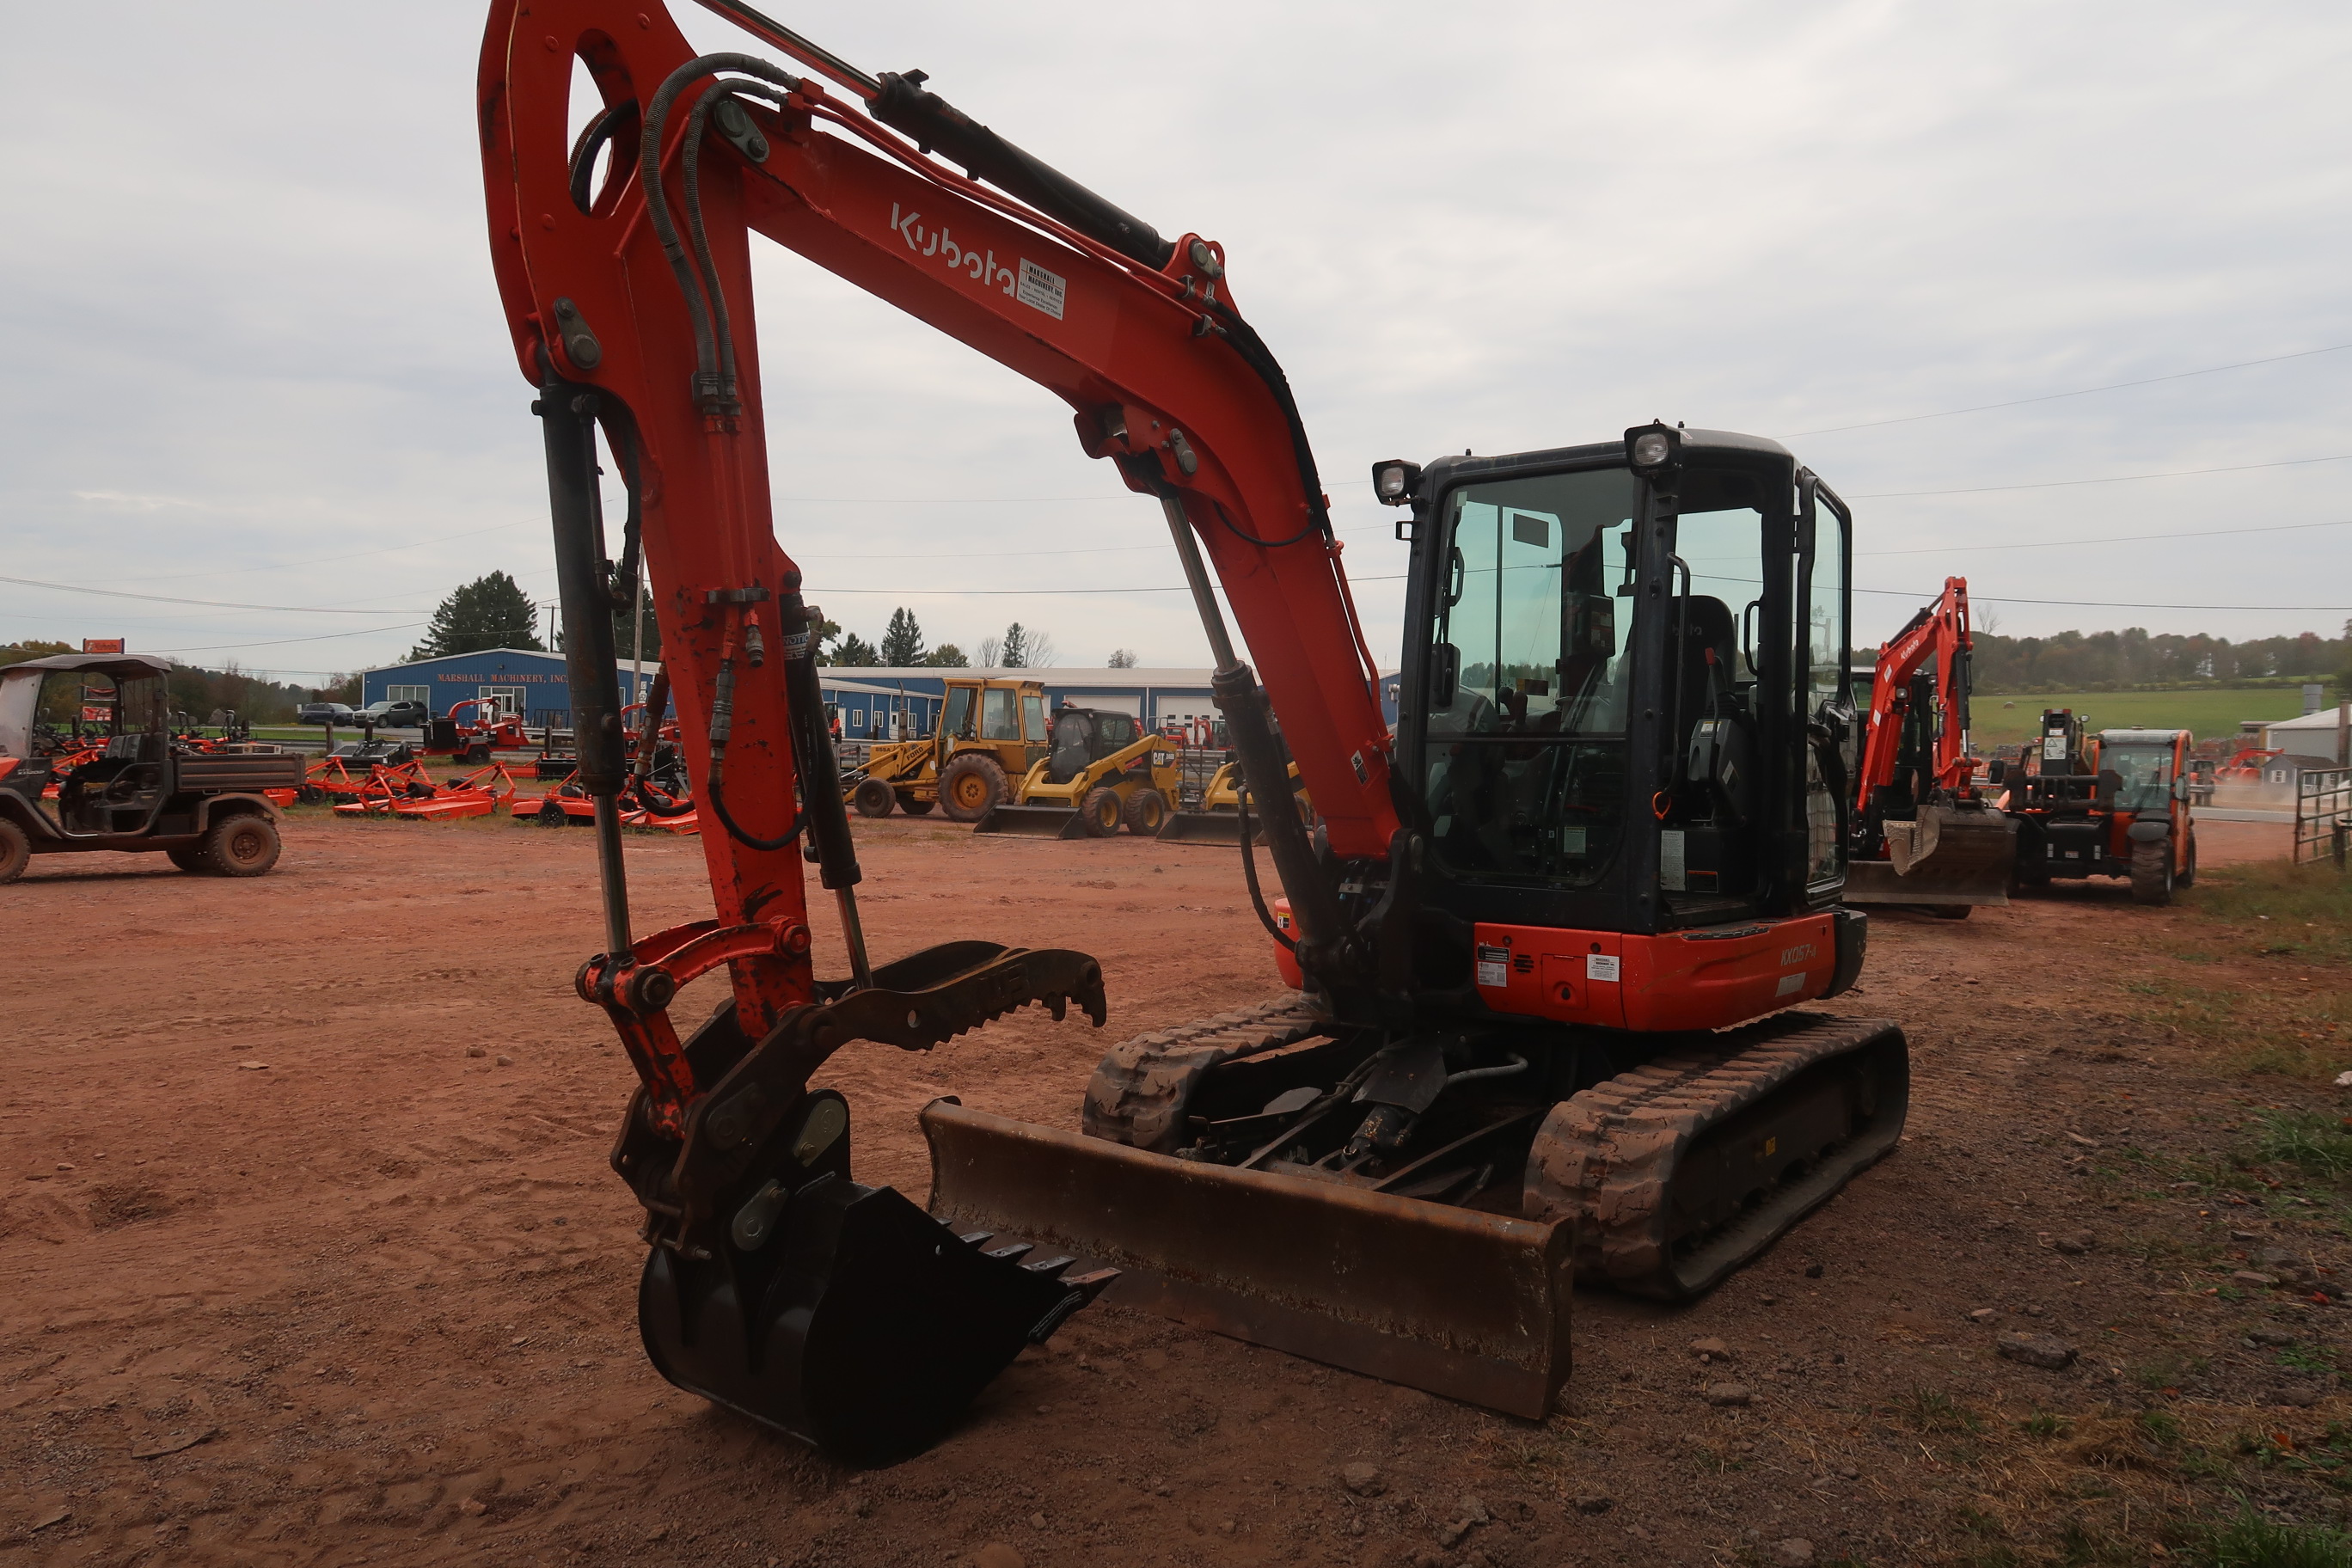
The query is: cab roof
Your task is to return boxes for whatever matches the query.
[0,652,174,682]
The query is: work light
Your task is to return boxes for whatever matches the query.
[1626,423,1680,472]
[1372,459,1422,505]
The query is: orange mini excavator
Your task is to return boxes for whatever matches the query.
[1841,576,2017,912]
[481,0,1907,1463]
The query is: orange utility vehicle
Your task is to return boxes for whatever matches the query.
[479,0,1902,1462]
[2003,710,2197,903]
[0,652,297,882]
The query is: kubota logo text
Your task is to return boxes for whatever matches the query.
[891,204,1065,321]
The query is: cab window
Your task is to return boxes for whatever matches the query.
[943,685,975,738]
[982,688,1021,740]
[1022,693,1045,741]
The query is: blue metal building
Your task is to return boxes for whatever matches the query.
[828,666,1403,738]
[359,648,944,737]
[360,649,658,727]
[362,653,1395,738]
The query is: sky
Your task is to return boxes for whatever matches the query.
[3,1,2349,683]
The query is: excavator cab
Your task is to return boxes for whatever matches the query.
[1403,428,1855,964]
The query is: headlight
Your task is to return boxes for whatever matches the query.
[1371,459,1421,505]
[1626,422,1681,473]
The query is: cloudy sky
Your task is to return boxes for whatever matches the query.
[3,1,2348,682]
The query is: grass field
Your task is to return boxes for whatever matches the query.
[1970,686,2323,748]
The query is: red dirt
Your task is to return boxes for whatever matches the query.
[5,808,2343,1567]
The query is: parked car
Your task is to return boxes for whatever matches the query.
[296,702,354,726]
[356,699,430,728]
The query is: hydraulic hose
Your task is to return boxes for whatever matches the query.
[1234,787,1295,953]
[638,54,801,411]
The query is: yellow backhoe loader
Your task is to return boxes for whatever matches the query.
[842,676,1049,822]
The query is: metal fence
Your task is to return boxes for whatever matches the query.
[2294,767,2352,868]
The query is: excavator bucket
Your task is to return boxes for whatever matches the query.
[1844,804,2017,908]
[973,804,1087,838]
[922,1102,1571,1418]
[1154,809,1249,844]
[640,1170,1115,1467]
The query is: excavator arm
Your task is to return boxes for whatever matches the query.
[1854,574,1976,817]
[480,0,1406,1462]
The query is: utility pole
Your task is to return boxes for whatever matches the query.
[632,573,647,721]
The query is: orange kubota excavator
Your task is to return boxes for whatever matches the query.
[481,0,1908,1464]
[1842,576,2017,912]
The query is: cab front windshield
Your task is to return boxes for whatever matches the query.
[2104,744,2175,812]
[1424,467,1638,884]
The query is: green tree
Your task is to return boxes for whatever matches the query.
[615,597,662,664]
[923,643,970,668]
[880,608,926,668]
[407,572,545,660]
[1108,648,1137,668]
[0,640,73,669]
[828,633,881,666]
[167,665,213,718]
[999,622,1030,668]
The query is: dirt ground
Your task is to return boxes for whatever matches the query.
[6,807,2349,1568]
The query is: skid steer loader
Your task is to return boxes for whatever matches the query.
[975,707,1179,837]
[1155,755,1310,843]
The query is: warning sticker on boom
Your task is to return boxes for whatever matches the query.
[1017,259,1067,320]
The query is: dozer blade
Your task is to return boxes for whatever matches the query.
[640,1172,1113,1467]
[922,1101,1571,1418]
[972,804,1087,838]
[1845,805,2017,907]
[1154,810,1247,844]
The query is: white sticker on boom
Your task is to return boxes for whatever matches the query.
[1016,259,1067,320]
[1476,959,1508,988]
[1586,953,1620,983]
[1776,972,1806,996]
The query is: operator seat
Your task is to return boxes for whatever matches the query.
[1673,596,1740,739]
[1045,711,1093,785]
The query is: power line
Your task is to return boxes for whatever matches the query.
[1859,517,2352,557]
[107,518,542,585]
[1857,585,2352,612]
[134,622,542,656]
[804,575,1407,597]
[135,622,431,654]
[1849,453,2352,499]
[0,573,431,614]
[1787,342,2352,438]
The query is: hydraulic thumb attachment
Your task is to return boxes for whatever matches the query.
[595,934,1112,1464]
